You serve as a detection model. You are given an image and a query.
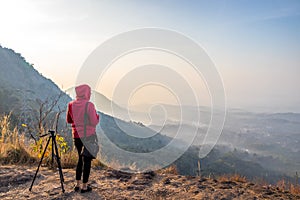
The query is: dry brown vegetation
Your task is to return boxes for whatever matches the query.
[218,174,247,183]
[0,114,77,167]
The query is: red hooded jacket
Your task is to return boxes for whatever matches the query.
[66,84,99,138]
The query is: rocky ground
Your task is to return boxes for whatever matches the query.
[0,165,299,200]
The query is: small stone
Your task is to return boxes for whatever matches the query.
[163,178,171,185]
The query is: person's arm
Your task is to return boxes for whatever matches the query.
[87,103,99,126]
[66,103,73,124]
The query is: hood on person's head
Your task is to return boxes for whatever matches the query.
[75,84,91,100]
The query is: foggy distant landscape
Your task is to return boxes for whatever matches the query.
[92,95,300,180]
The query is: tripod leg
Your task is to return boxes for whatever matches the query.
[51,137,54,167]
[29,136,51,191]
[52,135,65,193]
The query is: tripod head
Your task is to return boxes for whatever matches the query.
[40,130,56,138]
[48,130,55,136]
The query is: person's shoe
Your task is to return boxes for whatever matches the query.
[81,186,92,193]
[74,186,80,192]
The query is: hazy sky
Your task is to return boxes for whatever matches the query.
[0,0,300,112]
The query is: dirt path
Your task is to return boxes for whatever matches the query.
[0,165,299,200]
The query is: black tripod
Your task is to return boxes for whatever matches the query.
[29,130,65,193]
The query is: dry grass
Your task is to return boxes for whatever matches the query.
[157,165,178,175]
[0,114,36,165]
[290,184,300,195]
[276,179,300,195]
[59,147,77,168]
[0,114,77,167]
[218,173,247,183]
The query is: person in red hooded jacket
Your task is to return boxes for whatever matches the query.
[66,84,99,193]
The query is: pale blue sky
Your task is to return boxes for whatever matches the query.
[0,0,299,112]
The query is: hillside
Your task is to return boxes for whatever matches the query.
[0,45,71,134]
[0,45,70,111]
[0,165,299,200]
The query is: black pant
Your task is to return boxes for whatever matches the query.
[74,138,92,183]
